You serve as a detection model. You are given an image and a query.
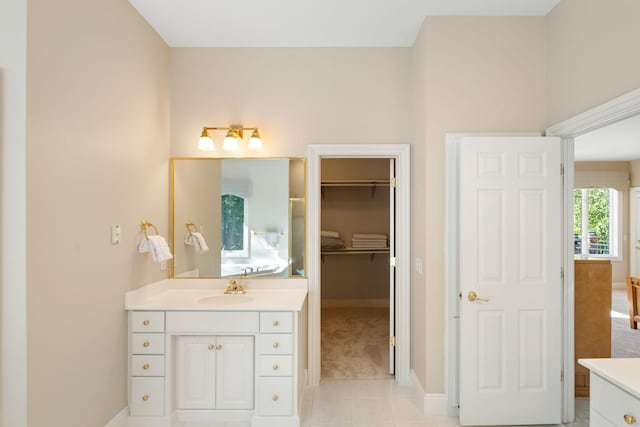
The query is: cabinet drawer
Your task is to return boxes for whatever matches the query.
[260,312,293,333]
[132,333,165,355]
[591,374,640,426]
[257,377,293,416]
[258,355,293,376]
[258,334,293,355]
[130,377,164,416]
[131,355,165,376]
[166,311,259,333]
[131,311,165,333]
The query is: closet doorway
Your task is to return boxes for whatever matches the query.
[307,144,411,387]
[319,158,395,380]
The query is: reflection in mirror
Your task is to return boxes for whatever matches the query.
[171,158,305,279]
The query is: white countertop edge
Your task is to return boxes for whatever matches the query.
[125,278,308,312]
[578,358,640,400]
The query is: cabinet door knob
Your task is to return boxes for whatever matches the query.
[142,395,149,401]
[273,364,279,370]
[143,320,150,326]
[143,363,150,370]
[208,344,214,350]
[273,320,279,327]
[272,394,279,401]
[216,344,223,351]
[624,414,636,425]
[272,342,279,349]
[143,341,150,347]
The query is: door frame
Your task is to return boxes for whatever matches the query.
[307,144,411,386]
[444,87,640,422]
[630,187,640,276]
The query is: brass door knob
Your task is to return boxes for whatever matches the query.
[208,344,214,350]
[273,364,279,370]
[143,320,150,326]
[143,341,150,347]
[216,344,223,351]
[273,320,280,327]
[468,291,489,302]
[273,342,279,349]
[624,414,636,425]
[143,364,150,370]
[142,395,149,401]
[272,395,279,401]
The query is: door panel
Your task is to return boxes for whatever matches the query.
[175,336,216,409]
[215,336,254,409]
[459,136,562,425]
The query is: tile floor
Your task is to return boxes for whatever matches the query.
[180,378,591,427]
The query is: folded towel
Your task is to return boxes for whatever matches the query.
[184,231,209,253]
[321,230,340,238]
[321,236,346,250]
[352,233,388,240]
[139,235,173,263]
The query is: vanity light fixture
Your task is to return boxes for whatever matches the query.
[198,126,263,151]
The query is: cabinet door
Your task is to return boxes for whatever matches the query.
[175,336,217,409]
[216,336,254,409]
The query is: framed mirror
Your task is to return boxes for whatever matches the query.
[171,157,305,279]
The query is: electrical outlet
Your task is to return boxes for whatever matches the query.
[160,262,167,271]
[111,225,121,244]
[415,257,423,274]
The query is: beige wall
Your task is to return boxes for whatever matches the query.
[631,160,640,187]
[170,48,411,158]
[26,1,170,426]
[574,161,631,283]
[420,16,547,393]
[546,0,640,125]
[0,0,27,425]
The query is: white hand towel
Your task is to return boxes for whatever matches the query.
[184,231,209,253]
[139,235,173,263]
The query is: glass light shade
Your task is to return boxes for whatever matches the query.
[222,132,240,151]
[198,135,214,151]
[248,129,262,149]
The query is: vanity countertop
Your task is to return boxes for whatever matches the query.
[125,278,308,312]
[579,358,640,399]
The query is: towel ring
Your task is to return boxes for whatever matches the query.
[140,220,159,239]
[185,221,197,235]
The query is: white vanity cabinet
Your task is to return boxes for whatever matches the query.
[127,304,305,427]
[579,359,640,427]
[175,335,254,410]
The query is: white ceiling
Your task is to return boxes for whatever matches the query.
[128,0,561,47]
[574,114,640,162]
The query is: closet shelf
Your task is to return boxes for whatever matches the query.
[321,247,390,262]
[321,179,390,199]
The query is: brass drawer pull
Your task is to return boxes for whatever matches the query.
[272,394,279,401]
[273,364,279,370]
[273,320,279,327]
[273,342,279,349]
[143,363,150,370]
[143,320,150,326]
[624,414,637,425]
[208,344,214,350]
[216,344,223,351]
[142,395,149,401]
[143,341,150,348]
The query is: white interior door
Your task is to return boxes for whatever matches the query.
[459,136,562,425]
[389,158,396,375]
[630,188,640,276]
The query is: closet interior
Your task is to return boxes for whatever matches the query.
[320,158,394,380]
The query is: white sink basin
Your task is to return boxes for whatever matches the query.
[198,295,253,305]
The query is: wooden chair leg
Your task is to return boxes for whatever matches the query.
[627,278,638,329]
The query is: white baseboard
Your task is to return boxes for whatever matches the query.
[321,299,389,308]
[105,408,128,427]
[410,369,447,416]
[613,281,626,290]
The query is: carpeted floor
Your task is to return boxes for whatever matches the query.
[321,307,392,380]
[611,289,640,358]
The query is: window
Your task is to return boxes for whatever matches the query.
[574,188,620,258]
[221,193,249,258]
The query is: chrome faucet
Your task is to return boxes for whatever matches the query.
[224,279,246,294]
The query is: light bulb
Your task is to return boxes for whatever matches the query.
[223,130,240,151]
[248,129,262,149]
[198,129,214,151]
